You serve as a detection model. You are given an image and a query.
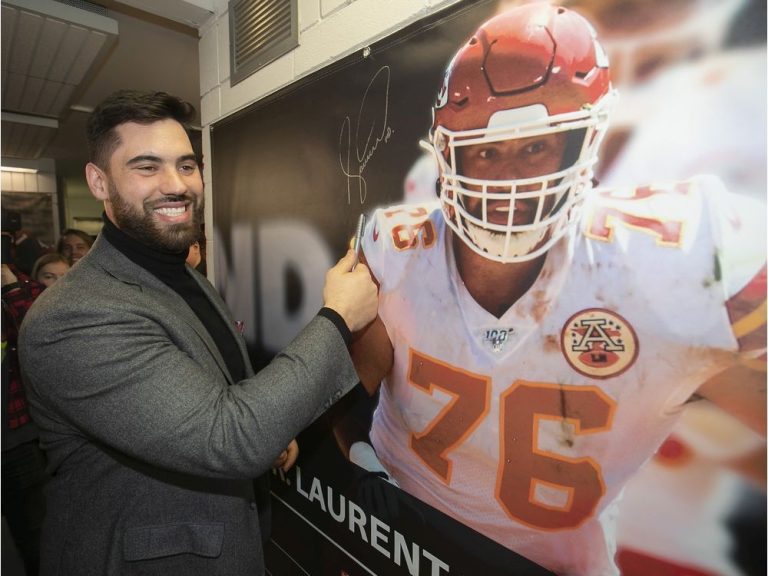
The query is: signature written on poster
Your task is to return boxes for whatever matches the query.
[339,65,395,205]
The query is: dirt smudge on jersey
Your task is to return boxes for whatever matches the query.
[529,289,550,322]
[544,334,560,353]
[558,385,576,447]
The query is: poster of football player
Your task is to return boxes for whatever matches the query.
[395,1,767,575]
[210,0,765,574]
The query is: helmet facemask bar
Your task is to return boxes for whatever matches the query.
[431,97,613,263]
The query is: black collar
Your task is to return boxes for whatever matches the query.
[100,213,189,284]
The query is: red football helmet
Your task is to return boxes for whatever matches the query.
[429,3,615,263]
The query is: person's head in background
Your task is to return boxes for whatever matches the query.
[57,229,93,266]
[84,90,203,253]
[186,227,207,274]
[32,253,70,288]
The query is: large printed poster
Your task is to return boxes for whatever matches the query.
[211,1,766,574]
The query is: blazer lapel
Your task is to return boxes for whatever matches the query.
[188,269,255,379]
[89,235,239,385]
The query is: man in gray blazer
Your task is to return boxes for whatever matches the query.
[18,90,378,576]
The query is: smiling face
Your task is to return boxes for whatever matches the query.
[60,234,91,265]
[86,118,203,252]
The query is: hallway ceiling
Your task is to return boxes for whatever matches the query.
[2,0,211,169]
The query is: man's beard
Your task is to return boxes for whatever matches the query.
[108,177,203,253]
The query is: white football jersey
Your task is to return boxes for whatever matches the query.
[362,176,765,576]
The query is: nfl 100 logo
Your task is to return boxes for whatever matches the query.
[483,327,514,353]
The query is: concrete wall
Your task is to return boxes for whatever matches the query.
[197,0,464,278]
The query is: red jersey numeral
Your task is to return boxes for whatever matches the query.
[407,350,616,531]
[408,350,490,482]
[498,382,614,529]
[382,206,436,251]
[586,182,690,245]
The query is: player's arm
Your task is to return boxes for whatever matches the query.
[329,317,396,479]
[351,315,393,395]
[329,383,378,459]
[696,364,765,436]
[329,384,397,485]
[333,245,393,449]
[349,245,394,395]
[696,265,766,436]
[330,245,396,480]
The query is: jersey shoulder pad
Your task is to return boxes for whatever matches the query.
[580,178,704,251]
[362,201,443,291]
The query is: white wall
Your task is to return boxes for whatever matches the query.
[197,0,463,278]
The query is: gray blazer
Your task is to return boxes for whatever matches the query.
[19,234,359,576]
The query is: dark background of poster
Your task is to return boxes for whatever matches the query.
[211,0,497,269]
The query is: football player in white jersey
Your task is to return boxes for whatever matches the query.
[335,4,766,575]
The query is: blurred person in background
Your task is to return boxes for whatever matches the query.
[2,233,47,575]
[562,0,764,191]
[8,230,47,278]
[0,209,47,277]
[615,402,765,576]
[57,229,93,267]
[186,228,207,276]
[31,254,70,289]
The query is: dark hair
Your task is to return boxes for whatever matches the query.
[57,229,94,253]
[86,90,197,169]
[193,225,207,257]
[32,253,69,281]
[194,225,206,245]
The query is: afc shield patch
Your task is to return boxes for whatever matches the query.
[561,309,638,379]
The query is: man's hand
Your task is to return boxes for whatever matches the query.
[323,249,378,332]
[272,439,299,472]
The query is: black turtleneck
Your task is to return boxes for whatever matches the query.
[101,214,246,381]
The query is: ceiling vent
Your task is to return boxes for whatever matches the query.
[229,0,297,86]
[51,0,107,17]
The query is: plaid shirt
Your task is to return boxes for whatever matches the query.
[2,270,44,430]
